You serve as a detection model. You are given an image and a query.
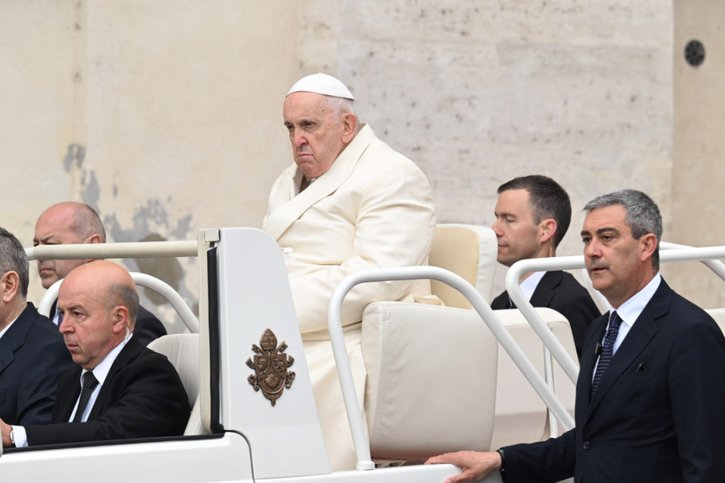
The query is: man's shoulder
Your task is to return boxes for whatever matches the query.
[10,303,65,349]
[545,271,591,296]
[537,271,600,317]
[133,305,167,345]
[108,339,186,400]
[656,280,716,325]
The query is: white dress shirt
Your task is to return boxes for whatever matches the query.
[519,271,547,303]
[592,273,661,379]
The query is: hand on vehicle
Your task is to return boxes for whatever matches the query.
[425,450,501,483]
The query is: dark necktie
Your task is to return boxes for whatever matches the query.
[591,311,622,396]
[73,371,99,423]
[299,176,310,193]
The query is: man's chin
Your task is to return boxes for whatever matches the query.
[40,278,58,290]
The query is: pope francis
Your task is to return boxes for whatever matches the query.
[262,73,437,470]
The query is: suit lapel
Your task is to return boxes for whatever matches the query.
[530,271,563,307]
[576,314,607,414]
[263,125,375,241]
[0,338,15,376]
[584,282,671,419]
[0,304,34,376]
[88,337,144,420]
[55,367,83,422]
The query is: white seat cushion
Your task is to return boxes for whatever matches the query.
[362,301,498,460]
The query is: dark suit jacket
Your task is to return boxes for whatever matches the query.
[0,303,74,426]
[51,301,167,346]
[25,336,189,445]
[503,279,725,483]
[492,271,601,359]
[134,305,168,346]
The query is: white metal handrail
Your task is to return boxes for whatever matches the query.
[661,241,725,281]
[506,245,725,385]
[506,255,584,384]
[38,273,200,333]
[27,241,200,333]
[25,240,198,260]
[328,266,576,471]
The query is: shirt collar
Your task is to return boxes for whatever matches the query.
[80,332,132,385]
[0,313,21,339]
[520,271,547,302]
[610,272,661,329]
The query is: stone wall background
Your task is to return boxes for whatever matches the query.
[2,1,722,328]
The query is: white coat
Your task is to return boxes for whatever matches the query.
[262,124,436,469]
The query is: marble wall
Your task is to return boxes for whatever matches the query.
[5,1,720,324]
[669,0,725,308]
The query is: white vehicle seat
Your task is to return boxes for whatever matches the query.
[428,223,498,306]
[363,302,499,460]
[361,223,578,459]
[148,333,204,435]
[707,308,725,334]
[361,224,500,460]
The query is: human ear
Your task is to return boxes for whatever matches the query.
[539,219,557,244]
[639,233,658,261]
[0,271,20,303]
[111,306,130,334]
[341,113,358,144]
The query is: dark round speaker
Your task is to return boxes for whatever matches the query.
[685,39,706,67]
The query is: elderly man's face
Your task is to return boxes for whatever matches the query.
[58,266,127,370]
[283,92,352,180]
[34,206,89,289]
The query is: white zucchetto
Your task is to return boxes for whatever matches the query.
[286,73,355,101]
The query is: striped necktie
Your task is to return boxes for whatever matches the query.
[591,311,622,396]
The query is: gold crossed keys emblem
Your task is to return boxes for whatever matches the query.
[246,329,296,406]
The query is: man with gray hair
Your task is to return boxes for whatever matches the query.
[0,227,73,426]
[427,189,725,482]
[33,202,166,345]
[263,73,436,469]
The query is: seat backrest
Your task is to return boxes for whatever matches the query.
[362,301,499,460]
[148,333,200,409]
[707,308,725,334]
[148,333,203,436]
[429,224,497,308]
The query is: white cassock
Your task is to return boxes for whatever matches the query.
[262,124,436,470]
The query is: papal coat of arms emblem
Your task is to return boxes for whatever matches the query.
[246,328,296,406]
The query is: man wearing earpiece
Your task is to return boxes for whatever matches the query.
[428,190,725,482]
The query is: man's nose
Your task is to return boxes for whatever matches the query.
[584,240,599,258]
[293,132,307,147]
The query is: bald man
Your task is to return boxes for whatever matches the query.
[1,261,189,448]
[263,73,436,469]
[34,202,166,345]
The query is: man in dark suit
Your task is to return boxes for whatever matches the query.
[0,227,74,426]
[0,260,189,447]
[33,202,166,345]
[427,189,725,482]
[490,175,600,358]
